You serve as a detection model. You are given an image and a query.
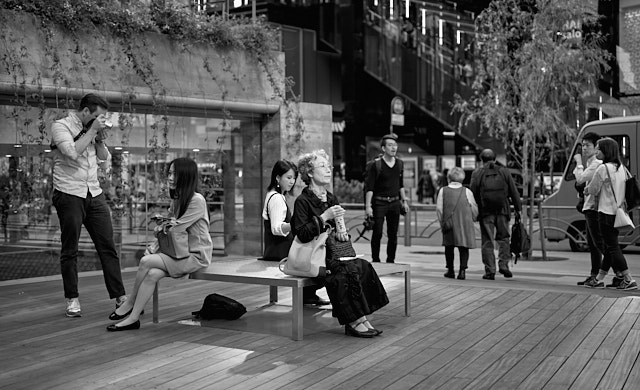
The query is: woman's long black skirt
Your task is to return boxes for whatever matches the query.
[323,258,389,325]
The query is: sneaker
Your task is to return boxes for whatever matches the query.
[605,277,623,289]
[66,298,82,317]
[577,276,594,286]
[617,280,638,291]
[499,268,513,278]
[584,278,604,289]
[116,295,128,309]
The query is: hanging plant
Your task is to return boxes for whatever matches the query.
[0,0,301,212]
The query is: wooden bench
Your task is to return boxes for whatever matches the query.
[152,258,411,341]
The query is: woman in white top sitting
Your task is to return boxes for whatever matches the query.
[261,159,328,305]
[585,137,637,290]
[261,160,298,261]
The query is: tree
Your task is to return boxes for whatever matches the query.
[453,0,610,257]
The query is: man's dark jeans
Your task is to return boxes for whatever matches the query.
[479,213,510,274]
[583,210,603,276]
[598,212,629,274]
[371,199,401,262]
[53,190,125,299]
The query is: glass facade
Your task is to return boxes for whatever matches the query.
[0,103,266,281]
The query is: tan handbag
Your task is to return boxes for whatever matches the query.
[157,228,190,259]
[280,218,328,277]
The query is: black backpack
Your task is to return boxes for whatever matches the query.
[480,165,508,211]
[192,293,247,320]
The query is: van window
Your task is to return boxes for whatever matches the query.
[610,135,631,169]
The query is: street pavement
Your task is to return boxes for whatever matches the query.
[351,240,640,298]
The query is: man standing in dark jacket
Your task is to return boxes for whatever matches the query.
[470,149,522,279]
[364,134,409,263]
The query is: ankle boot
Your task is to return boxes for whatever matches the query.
[444,269,455,278]
[457,269,466,280]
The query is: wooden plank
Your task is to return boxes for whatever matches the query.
[3,261,640,390]
[569,359,612,390]
[548,297,612,358]
[515,356,567,390]
[490,295,595,388]
[596,329,640,390]
[623,343,640,390]
[592,313,638,360]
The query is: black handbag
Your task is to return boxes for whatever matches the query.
[192,293,246,320]
[326,233,357,259]
[624,167,640,210]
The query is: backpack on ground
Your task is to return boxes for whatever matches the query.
[192,293,247,320]
[362,157,404,202]
[510,215,530,264]
[480,165,508,211]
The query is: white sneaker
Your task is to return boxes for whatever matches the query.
[66,298,82,317]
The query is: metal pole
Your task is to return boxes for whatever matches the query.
[404,208,411,246]
[252,0,256,22]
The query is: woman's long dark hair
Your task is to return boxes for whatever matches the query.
[597,137,622,170]
[168,157,199,219]
[267,160,298,194]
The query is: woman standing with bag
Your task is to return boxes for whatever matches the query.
[107,157,213,331]
[585,138,637,290]
[292,149,389,338]
[436,167,478,280]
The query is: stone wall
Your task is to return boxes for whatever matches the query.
[0,10,283,108]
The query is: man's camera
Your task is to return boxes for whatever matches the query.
[363,215,374,230]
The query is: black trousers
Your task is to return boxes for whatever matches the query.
[598,212,629,274]
[53,190,125,299]
[371,199,401,262]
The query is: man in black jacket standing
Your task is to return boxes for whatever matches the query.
[364,134,410,263]
[470,149,522,279]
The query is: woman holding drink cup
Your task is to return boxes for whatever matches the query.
[292,150,389,338]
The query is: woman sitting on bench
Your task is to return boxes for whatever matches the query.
[292,149,389,338]
[106,157,212,331]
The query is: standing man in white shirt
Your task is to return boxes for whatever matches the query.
[573,132,605,288]
[51,93,127,317]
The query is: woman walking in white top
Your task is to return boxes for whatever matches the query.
[585,137,637,290]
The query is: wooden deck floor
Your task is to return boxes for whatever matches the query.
[1,261,640,390]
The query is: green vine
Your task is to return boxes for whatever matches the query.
[0,0,306,222]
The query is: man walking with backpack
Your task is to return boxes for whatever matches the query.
[470,149,522,279]
[364,134,410,263]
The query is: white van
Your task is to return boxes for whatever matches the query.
[542,115,640,251]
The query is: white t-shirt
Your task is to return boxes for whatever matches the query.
[262,190,288,236]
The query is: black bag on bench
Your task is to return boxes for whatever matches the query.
[192,293,247,320]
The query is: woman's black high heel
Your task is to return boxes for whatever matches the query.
[106,320,141,332]
[345,323,377,338]
[109,308,144,321]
